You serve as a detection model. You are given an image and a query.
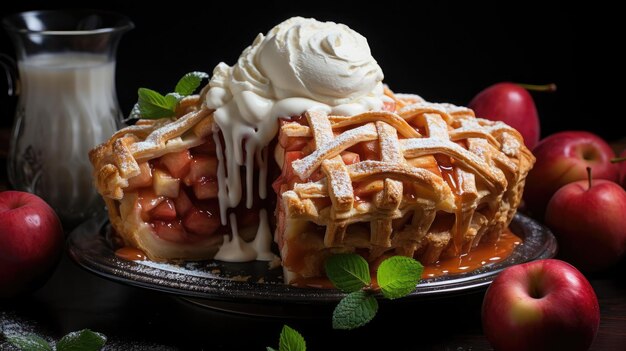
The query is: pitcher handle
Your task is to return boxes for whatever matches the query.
[0,53,19,96]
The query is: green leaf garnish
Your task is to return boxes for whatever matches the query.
[55,329,106,351]
[4,329,106,351]
[278,325,306,351]
[175,71,209,96]
[325,253,423,329]
[377,256,423,299]
[267,325,305,351]
[133,71,208,120]
[325,253,370,292]
[137,88,176,119]
[6,334,52,351]
[332,290,378,330]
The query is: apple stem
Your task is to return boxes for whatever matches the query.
[587,167,592,190]
[516,83,557,92]
[611,156,626,163]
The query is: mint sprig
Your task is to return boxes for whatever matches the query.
[325,253,371,292]
[332,290,378,329]
[377,256,424,299]
[325,253,423,330]
[175,72,209,96]
[130,71,208,120]
[5,329,106,351]
[267,325,306,351]
[136,88,178,119]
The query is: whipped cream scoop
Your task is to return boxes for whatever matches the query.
[206,17,387,121]
[206,17,388,261]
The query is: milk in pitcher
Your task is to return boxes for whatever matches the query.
[11,53,121,224]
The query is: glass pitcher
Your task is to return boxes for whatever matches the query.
[1,10,133,227]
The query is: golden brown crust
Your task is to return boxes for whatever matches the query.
[89,104,212,201]
[278,101,535,282]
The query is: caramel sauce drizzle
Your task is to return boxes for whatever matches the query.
[434,154,466,255]
[115,247,147,261]
[422,228,521,278]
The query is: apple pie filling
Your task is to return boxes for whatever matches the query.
[123,141,222,244]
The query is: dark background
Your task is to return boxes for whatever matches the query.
[1,3,626,350]
[0,1,624,141]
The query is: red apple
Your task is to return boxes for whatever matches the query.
[545,173,626,272]
[616,149,626,188]
[524,131,618,219]
[469,82,544,149]
[482,259,600,351]
[0,191,64,298]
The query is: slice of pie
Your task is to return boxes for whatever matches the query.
[89,17,535,285]
[273,93,534,283]
[89,94,227,261]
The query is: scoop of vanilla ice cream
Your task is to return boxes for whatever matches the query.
[257,17,384,104]
[206,17,387,120]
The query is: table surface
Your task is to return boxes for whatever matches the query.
[1,134,626,351]
[1,255,625,350]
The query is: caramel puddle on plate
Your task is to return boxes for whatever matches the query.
[422,228,521,278]
[115,247,147,261]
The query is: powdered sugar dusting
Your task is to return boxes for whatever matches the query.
[137,260,219,279]
[376,122,402,163]
[306,110,334,146]
[130,109,206,155]
[500,132,521,157]
[347,160,431,182]
[398,101,450,116]
[292,123,378,179]
[393,93,425,103]
[439,102,473,115]
[326,163,353,202]
[422,113,449,140]
[0,312,53,350]
[1,311,176,350]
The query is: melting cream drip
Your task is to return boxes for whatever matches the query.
[208,17,389,262]
[214,209,276,262]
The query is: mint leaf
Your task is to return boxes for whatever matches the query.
[278,325,305,351]
[332,290,378,330]
[132,71,208,120]
[175,71,209,96]
[6,334,52,351]
[377,256,423,299]
[266,348,278,351]
[325,253,370,292]
[166,92,184,101]
[137,88,176,119]
[56,329,106,351]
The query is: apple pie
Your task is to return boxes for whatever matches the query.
[89,17,535,285]
[90,88,534,281]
